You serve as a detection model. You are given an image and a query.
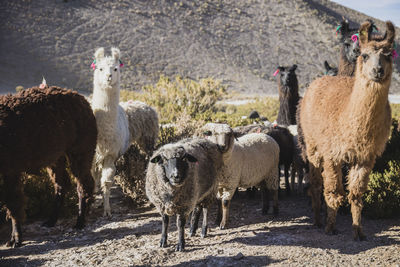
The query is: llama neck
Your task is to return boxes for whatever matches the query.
[346,73,391,125]
[92,82,120,116]
[338,48,356,76]
[277,89,298,125]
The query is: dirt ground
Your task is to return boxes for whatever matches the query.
[1,185,399,267]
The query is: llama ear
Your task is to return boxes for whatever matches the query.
[324,61,330,70]
[337,19,350,36]
[382,21,395,47]
[359,21,372,46]
[290,64,297,72]
[94,47,105,60]
[111,47,120,61]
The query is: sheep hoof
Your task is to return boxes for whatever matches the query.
[103,210,112,218]
[159,238,167,248]
[201,227,207,238]
[189,231,195,237]
[175,243,185,252]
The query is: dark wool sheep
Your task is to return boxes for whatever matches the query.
[275,65,299,126]
[146,138,223,251]
[324,61,338,76]
[0,86,97,247]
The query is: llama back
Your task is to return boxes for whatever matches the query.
[120,100,159,155]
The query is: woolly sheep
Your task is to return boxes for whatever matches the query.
[146,138,223,251]
[201,123,280,229]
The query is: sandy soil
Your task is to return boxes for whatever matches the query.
[1,186,399,266]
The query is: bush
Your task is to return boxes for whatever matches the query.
[364,161,400,219]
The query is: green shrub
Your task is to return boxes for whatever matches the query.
[364,161,400,219]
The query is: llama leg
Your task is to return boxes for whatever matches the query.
[189,205,201,237]
[160,213,169,248]
[43,156,71,227]
[176,214,186,251]
[3,174,25,247]
[309,163,323,227]
[322,160,345,235]
[100,157,116,217]
[69,152,95,228]
[348,163,372,241]
[298,166,304,195]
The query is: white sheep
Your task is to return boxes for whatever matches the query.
[146,138,223,251]
[201,123,280,229]
[91,47,158,216]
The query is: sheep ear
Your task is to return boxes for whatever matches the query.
[203,130,212,136]
[184,153,198,163]
[111,47,120,61]
[290,64,297,72]
[150,154,162,164]
[94,47,104,61]
[359,21,372,46]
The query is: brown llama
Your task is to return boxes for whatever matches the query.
[299,21,395,240]
[0,85,97,247]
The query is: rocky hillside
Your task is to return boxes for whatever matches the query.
[0,0,399,94]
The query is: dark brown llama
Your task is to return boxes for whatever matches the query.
[275,65,299,126]
[0,86,97,247]
[299,21,395,240]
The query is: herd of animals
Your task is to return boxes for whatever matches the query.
[0,18,397,252]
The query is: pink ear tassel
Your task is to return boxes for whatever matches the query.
[120,62,124,68]
[393,50,399,59]
[273,69,279,76]
[90,62,96,70]
[351,34,358,42]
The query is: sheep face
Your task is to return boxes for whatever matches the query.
[358,21,395,83]
[93,47,121,88]
[202,123,234,153]
[277,65,297,89]
[150,147,198,187]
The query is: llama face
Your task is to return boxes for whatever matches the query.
[338,19,360,64]
[94,57,120,87]
[278,65,297,88]
[358,21,395,82]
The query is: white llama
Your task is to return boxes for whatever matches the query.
[91,47,159,216]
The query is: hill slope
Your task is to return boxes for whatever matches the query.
[0,0,399,94]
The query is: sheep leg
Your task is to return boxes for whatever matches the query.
[3,174,25,247]
[176,214,186,251]
[215,198,222,226]
[189,205,201,237]
[347,162,372,241]
[284,164,291,195]
[160,214,169,248]
[201,207,208,238]
[43,156,71,227]
[309,163,323,227]
[322,160,345,235]
[219,199,231,230]
[261,184,270,215]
